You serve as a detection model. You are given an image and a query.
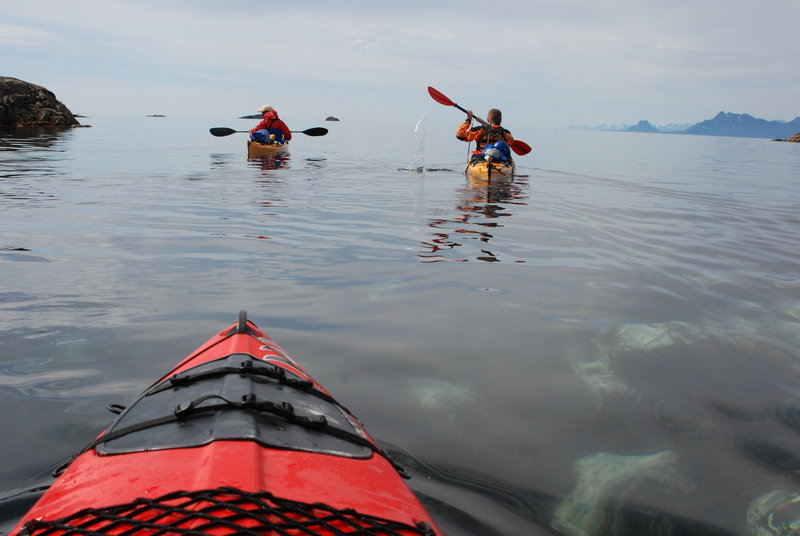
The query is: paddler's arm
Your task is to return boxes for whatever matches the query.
[279,120,292,141]
[456,110,476,141]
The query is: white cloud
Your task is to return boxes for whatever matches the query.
[0,23,57,47]
[3,0,798,126]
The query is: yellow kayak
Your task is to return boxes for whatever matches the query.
[247,140,288,159]
[465,159,515,181]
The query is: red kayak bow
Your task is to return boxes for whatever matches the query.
[10,311,441,536]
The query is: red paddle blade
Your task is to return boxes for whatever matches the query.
[427,86,455,107]
[511,140,532,156]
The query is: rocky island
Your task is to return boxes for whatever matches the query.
[0,77,81,128]
[684,112,800,138]
[574,111,800,141]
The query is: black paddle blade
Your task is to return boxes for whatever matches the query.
[301,127,328,137]
[209,127,241,137]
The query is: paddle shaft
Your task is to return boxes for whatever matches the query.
[452,103,489,128]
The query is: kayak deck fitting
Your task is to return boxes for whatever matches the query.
[10,311,440,536]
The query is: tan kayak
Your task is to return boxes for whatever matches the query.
[247,140,288,159]
[465,158,515,181]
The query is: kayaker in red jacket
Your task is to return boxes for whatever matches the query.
[456,108,514,160]
[249,105,292,144]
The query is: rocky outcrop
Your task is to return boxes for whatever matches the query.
[773,133,800,142]
[0,77,80,128]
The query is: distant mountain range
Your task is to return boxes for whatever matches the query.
[570,112,800,138]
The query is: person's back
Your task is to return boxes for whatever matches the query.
[456,108,515,160]
[249,105,292,144]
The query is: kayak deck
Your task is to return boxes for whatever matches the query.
[94,352,374,458]
[465,158,515,181]
[10,312,440,536]
[20,485,434,536]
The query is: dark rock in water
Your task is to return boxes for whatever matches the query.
[774,132,800,143]
[325,116,340,121]
[146,114,166,118]
[0,77,80,128]
[239,114,261,119]
[625,120,659,133]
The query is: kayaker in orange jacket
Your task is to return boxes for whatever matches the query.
[249,105,292,144]
[456,109,514,160]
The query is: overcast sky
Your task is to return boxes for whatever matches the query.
[2,0,798,128]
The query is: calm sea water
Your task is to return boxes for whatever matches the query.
[1,115,799,535]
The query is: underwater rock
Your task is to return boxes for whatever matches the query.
[552,450,679,536]
[570,322,690,397]
[571,355,632,397]
[570,321,735,397]
[747,489,800,535]
[406,377,474,409]
[614,323,684,351]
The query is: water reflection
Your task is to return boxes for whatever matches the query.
[419,175,529,263]
[247,152,291,171]
[0,129,74,210]
[303,157,328,170]
[208,152,237,169]
[0,127,75,150]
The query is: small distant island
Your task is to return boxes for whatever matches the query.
[571,111,800,140]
